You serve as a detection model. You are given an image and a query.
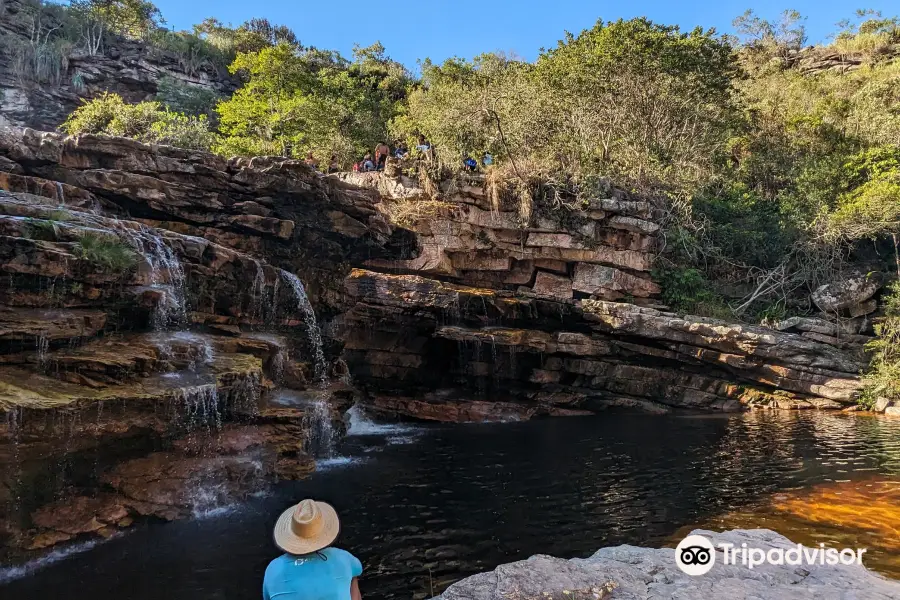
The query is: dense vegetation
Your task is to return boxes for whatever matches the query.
[13,2,900,403]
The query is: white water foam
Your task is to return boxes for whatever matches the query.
[345,404,418,436]
[0,537,111,584]
[315,456,364,471]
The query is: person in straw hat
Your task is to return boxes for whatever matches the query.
[263,499,363,600]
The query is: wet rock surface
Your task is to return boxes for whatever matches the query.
[0,130,384,560]
[435,529,900,600]
[0,127,397,312]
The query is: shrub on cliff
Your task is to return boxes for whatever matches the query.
[861,281,900,409]
[62,92,216,150]
[214,41,411,162]
[193,17,300,59]
[73,232,138,273]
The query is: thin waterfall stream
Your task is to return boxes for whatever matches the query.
[279,270,328,382]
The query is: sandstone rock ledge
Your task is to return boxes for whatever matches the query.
[434,529,899,600]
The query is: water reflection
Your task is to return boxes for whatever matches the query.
[678,477,900,578]
[2,410,899,600]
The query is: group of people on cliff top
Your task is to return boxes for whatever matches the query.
[301,136,494,174]
[350,137,431,172]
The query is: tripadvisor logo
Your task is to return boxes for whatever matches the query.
[675,535,716,575]
[674,534,867,576]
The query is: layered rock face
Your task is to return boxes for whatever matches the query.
[339,170,659,302]
[340,270,862,420]
[781,44,900,75]
[0,128,385,559]
[0,0,234,131]
[337,170,864,420]
[0,127,397,312]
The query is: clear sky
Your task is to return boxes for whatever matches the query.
[153,0,896,70]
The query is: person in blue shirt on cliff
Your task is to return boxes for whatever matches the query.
[263,499,363,600]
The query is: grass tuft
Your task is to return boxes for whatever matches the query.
[74,232,138,273]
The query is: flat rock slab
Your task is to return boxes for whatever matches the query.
[435,529,899,600]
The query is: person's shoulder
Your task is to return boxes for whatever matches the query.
[265,554,290,572]
[327,547,363,576]
[326,547,361,563]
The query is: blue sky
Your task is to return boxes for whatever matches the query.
[154,0,896,70]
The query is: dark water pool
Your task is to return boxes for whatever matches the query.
[3,410,900,599]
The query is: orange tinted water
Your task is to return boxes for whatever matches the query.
[674,477,900,578]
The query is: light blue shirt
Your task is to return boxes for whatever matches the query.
[263,547,363,600]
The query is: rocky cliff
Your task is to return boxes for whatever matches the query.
[0,127,873,560]
[0,0,234,131]
[335,168,865,421]
[0,127,397,560]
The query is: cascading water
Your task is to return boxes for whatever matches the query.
[4,408,23,514]
[248,260,279,326]
[131,227,188,330]
[174,384,222,435]
[35,333,49,370]
[270,348,286,384]
[279,271,327,382]
[72,213,189,330]
[304,399,336,458]
[227,373,261,418]
[167,331,216,371]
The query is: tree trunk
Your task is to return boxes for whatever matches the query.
[892,233,900,279]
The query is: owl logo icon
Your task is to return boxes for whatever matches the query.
[675,534,716,575]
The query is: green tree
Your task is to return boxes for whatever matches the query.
[732,9,807,52]
[214,41,410,162]
[192,17,300,59]
[827,148,900,275]
[399,19,738,190]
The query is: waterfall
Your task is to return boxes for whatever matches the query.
[136,227,188,330]
[489,334,500,391]
[35,333,49,370]
[279,271,326,382]
[169,331,216,371]
[304,399,336,458]
[174,384,223,434]
[270,347,286,384]
[4,408,23,512]
[227,372,261,417]
[75,214,189,330]
[248,260,279,325]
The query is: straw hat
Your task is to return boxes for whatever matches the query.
[273,499,340,555]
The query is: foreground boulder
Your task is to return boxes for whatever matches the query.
[435,529,900,600]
